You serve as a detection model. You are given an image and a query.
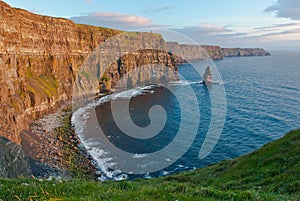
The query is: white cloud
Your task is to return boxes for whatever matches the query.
[70,12,153,30]
[265,0,300,20]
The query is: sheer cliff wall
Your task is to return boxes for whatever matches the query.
[0,1,270,143]
[0,1,177,143]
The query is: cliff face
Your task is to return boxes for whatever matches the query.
[222,48,271,57]
[165,42,223,62]
[0,1,177,143]
[0,1,270,145]
[0,1,113,142]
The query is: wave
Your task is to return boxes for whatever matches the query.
[168,80,223,86]
[96,85,156,105]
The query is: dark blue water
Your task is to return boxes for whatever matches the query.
[73,51,300,180]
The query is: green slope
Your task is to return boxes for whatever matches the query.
[0,129,299,200]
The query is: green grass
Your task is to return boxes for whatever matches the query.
[27,75,58,98]
[0,129,299,200]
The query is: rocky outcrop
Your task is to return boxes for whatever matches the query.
[203,66,213,84]
[0,137,32,178]
[222,48,270,57]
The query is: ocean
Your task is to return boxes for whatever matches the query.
[72,51,300,181]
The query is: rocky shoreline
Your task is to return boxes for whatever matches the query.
[21,102,97,180]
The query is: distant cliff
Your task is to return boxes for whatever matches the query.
[164,43,270,63]
[222,48,270,57]
[165,42,223,62]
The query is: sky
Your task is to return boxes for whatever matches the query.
[3,0,300,50]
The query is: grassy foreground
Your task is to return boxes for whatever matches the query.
[0,129,299,200]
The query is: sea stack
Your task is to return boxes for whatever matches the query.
[203,66,213,84]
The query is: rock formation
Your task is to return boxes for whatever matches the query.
[0,137,32,178]
[203,66,213,84]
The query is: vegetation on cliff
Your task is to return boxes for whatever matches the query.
[0,129,299,200]
[54,108,96,179]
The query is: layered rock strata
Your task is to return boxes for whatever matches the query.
[0,1,177,143]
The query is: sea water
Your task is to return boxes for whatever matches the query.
[72,51,300,180]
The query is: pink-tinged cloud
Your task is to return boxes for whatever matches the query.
[254,23,300,41]
[70,12,153,30]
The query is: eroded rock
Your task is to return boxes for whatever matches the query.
[0,137,32,178]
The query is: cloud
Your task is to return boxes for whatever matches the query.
[171,22,300,50]
[264,0,300,20]
[253,22,300,40]
[171,24,247,46]
[71,12,300,50]
[254,23,298,32]
[143,6,171,14]
[258,26,300,42]
[70,12,154,30]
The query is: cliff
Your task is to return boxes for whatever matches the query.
[0,1,270,146]
[165,42,223,62]
[0,1,177,143]
[164,43,270,63]
[222,48,271,57]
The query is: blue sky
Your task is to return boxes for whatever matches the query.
[3,0,300,50]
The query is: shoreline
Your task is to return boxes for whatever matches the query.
[71,85,160,181]
[20,83,160,180]
[21,101,97,179]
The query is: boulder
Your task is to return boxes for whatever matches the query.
[0,137,32,178]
